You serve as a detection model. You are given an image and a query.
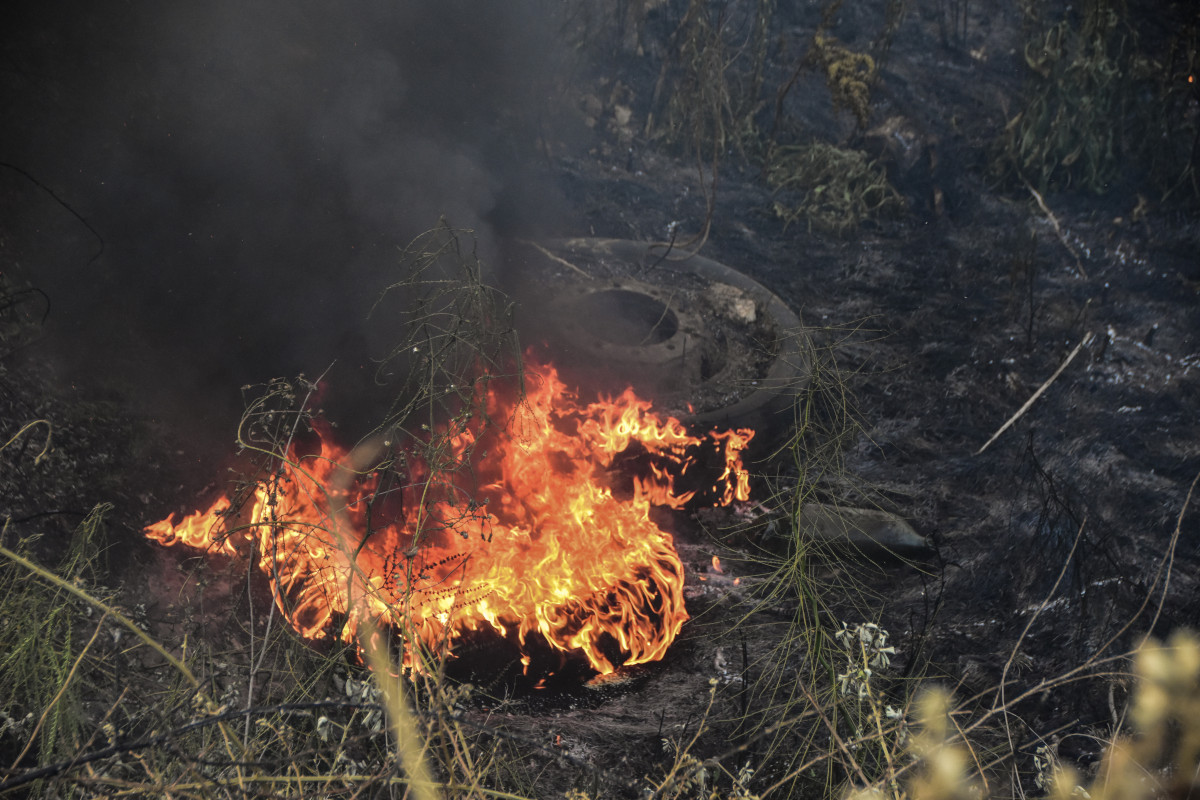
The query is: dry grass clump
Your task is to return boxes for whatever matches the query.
[766,142,905,234]
[646,0,772,160]
[907,632,1200,800]
[0,504,106,767]
[1054,632,1200,800]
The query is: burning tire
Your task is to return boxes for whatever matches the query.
[509,238,811,447]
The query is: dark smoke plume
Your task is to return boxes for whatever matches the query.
[1,0,570,434]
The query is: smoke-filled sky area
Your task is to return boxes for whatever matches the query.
[1,0,571,433]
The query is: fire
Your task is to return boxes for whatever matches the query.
[145,361,753,675]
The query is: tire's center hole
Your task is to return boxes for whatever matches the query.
[576,289,679,346]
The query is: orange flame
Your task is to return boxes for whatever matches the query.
[145,361,753,675]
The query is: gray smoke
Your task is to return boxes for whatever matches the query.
[1,0,570,432]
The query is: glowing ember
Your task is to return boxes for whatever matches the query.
[145,361,753,675]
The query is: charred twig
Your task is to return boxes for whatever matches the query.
[519,239,593,280]
[976,332,1094,454]
[641,222,680,274]
[1024,178,1087,279]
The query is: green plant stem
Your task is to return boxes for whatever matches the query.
[0,543,202,693]
[1,419,52,464]
[8,611,108,772]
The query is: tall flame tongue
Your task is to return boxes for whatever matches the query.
[145,362,753,675]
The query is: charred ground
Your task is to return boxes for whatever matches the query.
[2,0,1199,797]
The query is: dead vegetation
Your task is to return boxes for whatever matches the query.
[766,143,905,234]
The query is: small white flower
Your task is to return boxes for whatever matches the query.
[316,715,333,743]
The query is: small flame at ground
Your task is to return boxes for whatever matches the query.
[145,361,753,675]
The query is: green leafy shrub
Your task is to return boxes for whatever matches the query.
[998,0,1200,201]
